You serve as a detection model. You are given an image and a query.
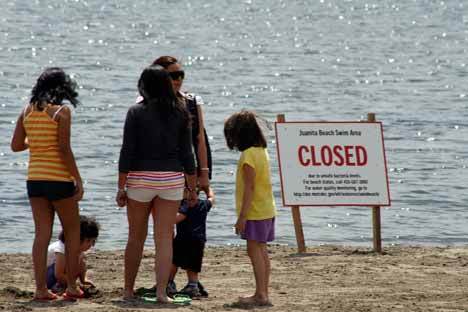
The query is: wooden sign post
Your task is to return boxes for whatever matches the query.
[275,114,390,254]
[368,113,382,253]
[277,114,306,253]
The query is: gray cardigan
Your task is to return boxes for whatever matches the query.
[118,103,195,175]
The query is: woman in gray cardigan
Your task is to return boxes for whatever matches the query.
[117,65,197,303]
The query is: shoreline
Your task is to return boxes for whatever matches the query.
[4,241,468,255]
[2,245,468,311]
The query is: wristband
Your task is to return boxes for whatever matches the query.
[200,168,210,171]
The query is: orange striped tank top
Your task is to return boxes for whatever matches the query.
[23,104,73,182]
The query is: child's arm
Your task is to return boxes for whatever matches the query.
[176,200,190,224]
[54,253,68,286]
[206,187,215,207]
[235,164,255,235]
[78,254,94,286]
[175,212,187,224]
[10,112,29,152]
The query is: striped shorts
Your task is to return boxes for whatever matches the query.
[126,171,185,202]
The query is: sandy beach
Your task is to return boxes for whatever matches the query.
[1,245,468,311]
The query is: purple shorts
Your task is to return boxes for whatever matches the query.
[241,218,275,243]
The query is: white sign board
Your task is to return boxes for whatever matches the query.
[275,122,390,207]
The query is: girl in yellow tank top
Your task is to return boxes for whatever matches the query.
[10,67,85,300]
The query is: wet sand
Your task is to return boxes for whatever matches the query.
[1,245,468,311]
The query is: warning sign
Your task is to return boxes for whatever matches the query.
[275,122,390,206]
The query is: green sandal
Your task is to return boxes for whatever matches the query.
[173,294,192,305]
[141,294,191,305]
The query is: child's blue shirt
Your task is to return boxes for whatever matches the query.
[176,199,212,242]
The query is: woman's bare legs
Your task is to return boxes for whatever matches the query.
[152,197,179,303]
[53,196,81,295]
[123,198,151,299]
[168,265,178,284]
[30,198,55,299]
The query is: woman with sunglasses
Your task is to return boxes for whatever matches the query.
[152,56,212,194]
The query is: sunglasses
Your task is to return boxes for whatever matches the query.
[169,70,185,81]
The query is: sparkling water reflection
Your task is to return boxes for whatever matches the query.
[1,0,468,252]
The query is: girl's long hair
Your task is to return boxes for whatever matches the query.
[138,65,188,122]
[224,110,267,151]
[30,67,79,109]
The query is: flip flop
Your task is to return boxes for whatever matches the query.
[140,296,163,304]
[173,294,192,305]
[141,295,191,305]
[63,289,86,300]
[34,293,58,301]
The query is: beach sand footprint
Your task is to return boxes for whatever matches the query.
[224,299,273,310]
[1,286,34,299]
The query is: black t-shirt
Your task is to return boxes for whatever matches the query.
[176,199,212,242]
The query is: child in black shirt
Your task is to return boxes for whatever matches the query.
[167,187,214,298]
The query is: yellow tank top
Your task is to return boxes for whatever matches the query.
[23,104,73,182]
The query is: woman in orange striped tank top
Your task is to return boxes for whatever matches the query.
[10,68,84,300]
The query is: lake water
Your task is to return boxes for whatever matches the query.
[1,0,467,253]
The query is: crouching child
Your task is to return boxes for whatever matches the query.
[47,215,99,297]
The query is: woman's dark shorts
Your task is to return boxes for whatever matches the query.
[172,237,205,273]
[27,181,75,201]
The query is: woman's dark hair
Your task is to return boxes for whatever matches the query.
[224,110,267,151]
[59,215,100,243]
[30,67,79,109]
[138,65,188,122]
[152,56,178,69]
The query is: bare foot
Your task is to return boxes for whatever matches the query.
[255,297,272,306]
[238,295,257,304]
[123,289,135,300]
[156,295,173,304]
[66,285,83,297]
[34,289,57,301]
[238,294,271,306]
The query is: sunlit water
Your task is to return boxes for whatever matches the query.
[1,0,467,253]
